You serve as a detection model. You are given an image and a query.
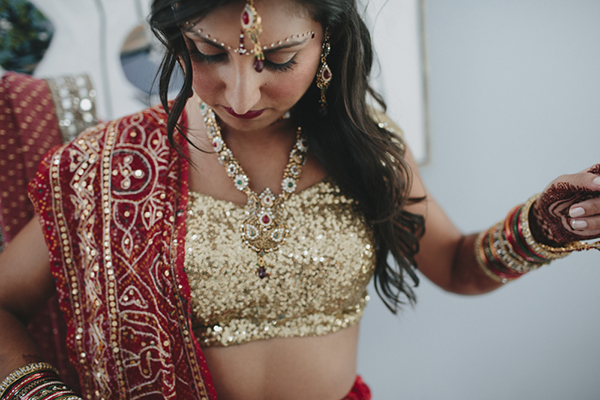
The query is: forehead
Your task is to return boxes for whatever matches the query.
[184,0,317,41]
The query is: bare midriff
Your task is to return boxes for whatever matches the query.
[201,324,360,400]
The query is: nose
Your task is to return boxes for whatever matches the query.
[224,58,262,115]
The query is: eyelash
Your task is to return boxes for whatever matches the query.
[189,47,297,72]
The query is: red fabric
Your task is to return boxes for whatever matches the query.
[343,375,372,400]
[0,71,62,242]
[28,104,217,399]
[0,71,79,391]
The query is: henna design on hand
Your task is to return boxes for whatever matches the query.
[530,166,600,246]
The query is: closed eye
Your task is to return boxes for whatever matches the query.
[189,47,227,64]
[264,54,297,72]
[189,45,298,73]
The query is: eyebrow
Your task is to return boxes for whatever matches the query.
[187,31,309,53]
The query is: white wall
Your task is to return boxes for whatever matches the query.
[367,0,428,164]
[31,0,151,120]
[358,1,600,399]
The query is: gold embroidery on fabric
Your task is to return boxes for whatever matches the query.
[185,179,376,347]
[50,124,110,398]
[41,106,212,398]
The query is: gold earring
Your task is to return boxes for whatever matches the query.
[316,29,332,116]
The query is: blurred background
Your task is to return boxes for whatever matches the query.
[361,1,600,399]
[1,0,599,398]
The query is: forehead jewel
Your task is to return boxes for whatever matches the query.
[241,0,265,72]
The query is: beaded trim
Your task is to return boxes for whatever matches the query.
[44,74,98,143]
[199,101,308,278]
[184,27,315,55]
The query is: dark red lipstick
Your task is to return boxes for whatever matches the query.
[223,106,265,119]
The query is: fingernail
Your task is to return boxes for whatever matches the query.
[593,176,600,186]
[571,220,588,230]
[569,207,585,218]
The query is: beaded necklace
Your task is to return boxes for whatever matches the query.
[199,102,309,278]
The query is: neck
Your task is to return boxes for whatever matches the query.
[184,96,297,152]
[220,117,296,152]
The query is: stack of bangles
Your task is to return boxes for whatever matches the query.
[475,194,600,284]
[0,362,81,400]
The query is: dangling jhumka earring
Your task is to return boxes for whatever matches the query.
[241,0,265,72]
[316,28,332,116]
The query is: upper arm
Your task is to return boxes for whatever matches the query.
[401,145,468,292]
[0,217,55,323]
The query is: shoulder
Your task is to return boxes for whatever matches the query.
[55,103,171,157]
[368,106,406,154]
[34,103,174,188]
[368,106,405,139]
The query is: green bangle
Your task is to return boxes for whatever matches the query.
[0,363,59,398]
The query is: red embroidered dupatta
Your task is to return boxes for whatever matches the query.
[28,104,217,399]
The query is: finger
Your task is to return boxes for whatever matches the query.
[569,197,600,218]
[568,214,600,237]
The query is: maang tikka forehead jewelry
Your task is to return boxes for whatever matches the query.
[182,1,316,72]
[241,0,265,72]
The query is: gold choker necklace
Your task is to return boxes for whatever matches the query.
[199,102,308,278]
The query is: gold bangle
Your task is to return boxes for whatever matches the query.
[0,362,59,398]
[492,222,537,273]
[520,194,600,257]
[519,194,569,260]
[474,229,517,284]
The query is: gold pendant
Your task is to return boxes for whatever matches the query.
[241,189,288,278]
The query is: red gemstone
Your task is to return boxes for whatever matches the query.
[253,58,265,72]
[242,11,250,26]
[262,215,270,224]
[258,267,267,279]
[323,68,331,80]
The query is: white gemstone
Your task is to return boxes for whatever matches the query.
[80,98,93,111]
[227,163,236,175]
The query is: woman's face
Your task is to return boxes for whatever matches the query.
[182,0,323,132]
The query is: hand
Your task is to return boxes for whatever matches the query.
[530,164,600,246]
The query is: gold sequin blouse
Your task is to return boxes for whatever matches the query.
[185,178,376,347]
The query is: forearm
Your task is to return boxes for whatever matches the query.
[0,309,42,381]
[446,233,503,294]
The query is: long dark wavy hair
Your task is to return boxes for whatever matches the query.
[149,0,425,313]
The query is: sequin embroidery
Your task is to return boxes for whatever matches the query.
[185,179,376,347]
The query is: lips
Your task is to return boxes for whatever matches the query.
[223,106,265,119]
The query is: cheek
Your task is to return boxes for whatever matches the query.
[190,64,223,102]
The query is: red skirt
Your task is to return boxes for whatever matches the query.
[342,376,371,400]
